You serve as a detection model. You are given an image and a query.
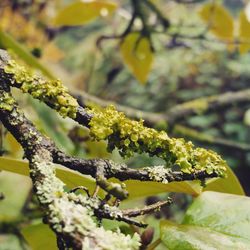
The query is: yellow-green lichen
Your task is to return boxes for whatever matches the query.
[87,105,227,176]
[4,60,78,118]
[0,92,15,111]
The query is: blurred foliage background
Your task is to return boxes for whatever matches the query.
[1,0,250,249]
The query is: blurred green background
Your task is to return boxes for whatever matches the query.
[0,0,250,249]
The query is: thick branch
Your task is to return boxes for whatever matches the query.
[72,89,250,152]
[0,84,141,249]
[53,153,219,183]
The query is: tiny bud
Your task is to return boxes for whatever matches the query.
[141,227,154,247]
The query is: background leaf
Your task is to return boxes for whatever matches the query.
[161,191,250,249]
[161,220,250,250]
[0,172,31,222]
[21,223,57,250]
[0,157,204,199]
[0,157,244,201]
[0,157,96,190]
[239,11,250,54]
[183,191,250,237]
[53,0,117,26]
[204,165,245,195]
[120,33,153,84]
[0,28,54,79]
[121,180,202,198]
[199,3,234,41]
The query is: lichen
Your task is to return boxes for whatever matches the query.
[30,155,140,250]
[0,91,15,111]
[87,105,227,176]
[146,165,170,184]
[4,60,78,118]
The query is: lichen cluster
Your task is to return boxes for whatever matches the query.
[4,60,78,118]
[31,155,140,250]
[87,105,227,176]
[146,165,171,184]
[0,91,15,111]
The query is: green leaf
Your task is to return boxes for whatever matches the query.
[0,171,31,222]
[0,157,30,176]
[1,157,241,201]
[21,223,57,250]
[122,180,202,198]
[0,157,95,190]
[0,234,24,250]
[204,165,245,195]
[53,0,117,26]
[0,28,54,79]
[0,157,203,199]
[161,191,250,249]
[183,191,250,238]
[161,221,250,250]
[120,33,154,84]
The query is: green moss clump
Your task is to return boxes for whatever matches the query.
[87,105,227,176]
[4,60,78,118]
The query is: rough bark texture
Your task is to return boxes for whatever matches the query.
[0,49,226,249]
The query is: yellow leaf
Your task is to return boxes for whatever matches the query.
[4,132,22,158]
[0,7,47,49]
[238,11,250,54]
[53,0,117,26]
[0,157,202,199]
[121,180,202,198]
[120,33,153,84]
[204,164,245,196]
[42,42,65,62]
[199,3,234,41]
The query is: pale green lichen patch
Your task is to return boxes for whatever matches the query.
[31,156,140,250]
[4,60,78,118]
[146,165,169,184]
[87,105,227,176]
[0,92,15,111]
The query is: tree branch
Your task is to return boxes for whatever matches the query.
[0,49,227,177]
[0,49,229,248]
[72,89,250,152]
[0,80,141,249]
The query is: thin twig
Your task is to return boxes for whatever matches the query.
[122,198,172,217]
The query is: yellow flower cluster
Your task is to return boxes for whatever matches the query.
[4,60,78,118]
[88,105,227,176]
